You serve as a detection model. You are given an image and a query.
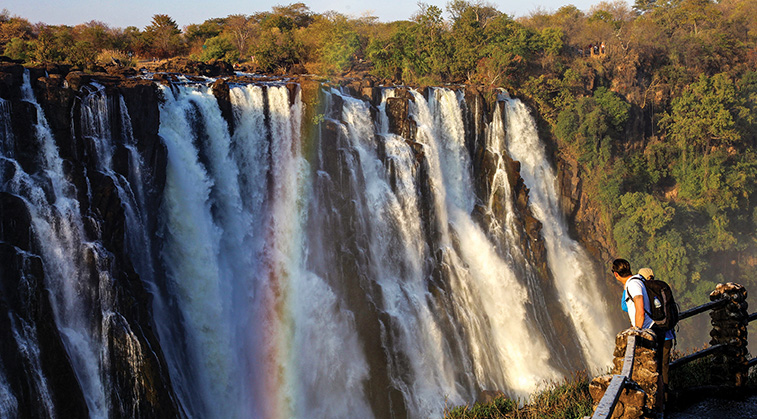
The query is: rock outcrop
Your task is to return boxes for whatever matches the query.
[148,57,234,77]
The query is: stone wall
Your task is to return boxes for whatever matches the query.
[709,282,749,387]
[589,328,660,418]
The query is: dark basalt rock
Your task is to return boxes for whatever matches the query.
[385,91,417,141]
[65,71,93,92]
[0,62,622,417]
[0,64,180,418]
[154,58,234,77]
[0,192,33,252]
[32,72,77,163]
[104,65,138,78]
[0,244,90,418]
[315,117,409,419]
[211,79,234,136]
[7,99,40,173]
[0,62,25,101]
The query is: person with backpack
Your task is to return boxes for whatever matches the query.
[612,258,678,413]
[638,267,676,398]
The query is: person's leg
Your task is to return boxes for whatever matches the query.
[662,339,672,400]
[652,328,666,413]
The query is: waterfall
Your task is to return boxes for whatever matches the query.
[502,97,614,370]
[0,84,57,419]
[154,83,373,419]
[408,89,561,397]
[0,73,617,419]
[480,100,576,373]
[0,363,18,418]
[156,83,243,418]
[8,306,56,417]
[0,98,12,154]
[3,71,110,417]
[307,87,567,418]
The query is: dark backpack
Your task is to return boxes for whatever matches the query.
[627,275,679,331]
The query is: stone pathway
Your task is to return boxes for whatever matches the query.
[667,395,757,418]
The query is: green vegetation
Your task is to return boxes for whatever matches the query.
[444,373,593,419]
[1,0,755,325]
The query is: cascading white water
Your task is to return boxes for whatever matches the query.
[0,363,17,418]
[2,75,620,419]
[78,84,163,414]
[9,301,56,417]
[154,83,373,419]
[315,87,564,418]
[0,92,54,419]
[3,71,110,418]
[332,90,449,415]
[157,83,243,418]
[409,88,561,398]
[480,100,576,372]
[502,97,614,371]
[80,83,115,169]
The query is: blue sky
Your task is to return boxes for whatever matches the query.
[3,0,620,29]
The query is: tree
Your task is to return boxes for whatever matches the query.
[144,14,184,59]
[199,35,238,62]
[447,0,500,81]
[300,13,361,75]
[271,3,314,28]
[123,26,150,57]
[224,14,255,57]
[3,37,32,61]
[0,12,33,45]
[75,21,111,51]
[185,18,224,55]
[661,73,743,152]
[31,25,66,63]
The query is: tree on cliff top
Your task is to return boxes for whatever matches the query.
[144,14,184,59]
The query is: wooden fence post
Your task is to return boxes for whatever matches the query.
[709,282,749,387]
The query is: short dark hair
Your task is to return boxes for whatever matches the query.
[612,258,632,277]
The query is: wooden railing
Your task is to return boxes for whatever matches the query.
[589,283,756,418]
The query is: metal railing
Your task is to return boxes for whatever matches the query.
[671,298,757,370]
[669,299,728,371]
[591,290,757,418]
[590,335,639,419]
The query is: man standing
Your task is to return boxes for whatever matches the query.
[639,267,675,402]
[612,258,669,414]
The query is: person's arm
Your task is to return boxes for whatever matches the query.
[633,295,645,328]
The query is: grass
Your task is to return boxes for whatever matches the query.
[443,372,594,419]
[444,351,757,419]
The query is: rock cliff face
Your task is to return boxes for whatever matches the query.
[556,152,616,265]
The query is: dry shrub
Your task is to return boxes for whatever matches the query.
[96,49,136,67]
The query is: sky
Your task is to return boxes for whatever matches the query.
[2,0,621,30]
